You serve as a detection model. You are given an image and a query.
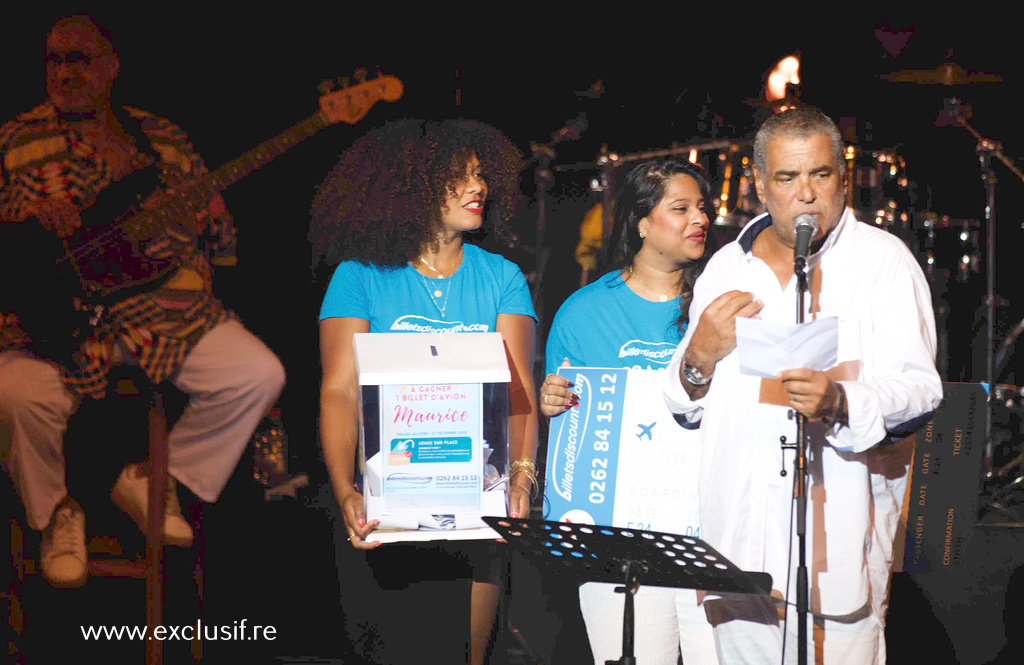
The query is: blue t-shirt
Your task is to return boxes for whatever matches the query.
[319,243,537,331]
[545,271,685,373]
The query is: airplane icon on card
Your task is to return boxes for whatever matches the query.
[636,422,655,441]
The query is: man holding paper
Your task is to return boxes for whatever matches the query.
[664,107,941,664]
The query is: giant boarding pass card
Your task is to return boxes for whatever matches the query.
[543,366,702,537]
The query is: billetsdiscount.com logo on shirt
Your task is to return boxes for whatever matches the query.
[389,315,489,334]
[617,340,676,364]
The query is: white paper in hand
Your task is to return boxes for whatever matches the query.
[736,316,838,378]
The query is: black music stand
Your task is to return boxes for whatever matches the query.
[484,517,772,665]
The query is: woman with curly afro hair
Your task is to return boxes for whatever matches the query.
[313,119,538,665]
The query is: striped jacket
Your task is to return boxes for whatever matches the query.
[0,102,236,398]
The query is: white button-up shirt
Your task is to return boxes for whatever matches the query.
[664,209,942,616]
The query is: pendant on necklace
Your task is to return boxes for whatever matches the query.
[434,289,443,298]
[659,294,669,302]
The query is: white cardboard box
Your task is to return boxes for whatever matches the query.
[353,333,511,543]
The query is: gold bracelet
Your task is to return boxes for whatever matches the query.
[510,459,538,475]
[511,467,538,489]
[510,459,540,500]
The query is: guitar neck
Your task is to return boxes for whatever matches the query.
[123,75,402,241]
[130,112,330,239]
[200,74,403,195]
[206,112,329,191]
[121,112,325,243]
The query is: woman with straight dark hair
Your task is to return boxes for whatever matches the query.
[541,156,719,665]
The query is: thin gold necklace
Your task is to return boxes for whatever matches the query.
[628,265,676,302]
[418,272,452,318]
[415,247,464,299]
[418,248,463,281]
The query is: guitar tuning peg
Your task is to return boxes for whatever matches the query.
[337,76,350,89]
[317,79,335,95]
[353,68,368,84]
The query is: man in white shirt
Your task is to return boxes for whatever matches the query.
[663,107,942,664]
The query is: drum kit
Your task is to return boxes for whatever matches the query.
[539,56,1024,519]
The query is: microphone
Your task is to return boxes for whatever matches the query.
[793,214,819,270]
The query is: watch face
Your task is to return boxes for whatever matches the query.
[684,364,711,386]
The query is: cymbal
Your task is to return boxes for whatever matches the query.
[882,61,1002,85]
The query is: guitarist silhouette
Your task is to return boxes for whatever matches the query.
[0,14,288,590]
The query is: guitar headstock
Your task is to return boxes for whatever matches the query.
[318,72,404,125]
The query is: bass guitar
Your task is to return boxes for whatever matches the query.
[1,73,403,359]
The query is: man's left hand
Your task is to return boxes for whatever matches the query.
[778,368,839,421]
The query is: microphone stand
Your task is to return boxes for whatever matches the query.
[943,98,1024,500]
[781,252,811,665]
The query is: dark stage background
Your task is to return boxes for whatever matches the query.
[4,12,1019,462]
[4,9,1024,664]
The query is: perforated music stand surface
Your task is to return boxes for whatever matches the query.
[484,517,771,595]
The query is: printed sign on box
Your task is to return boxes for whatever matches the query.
[543,367,702,537]
[379,383,483,514]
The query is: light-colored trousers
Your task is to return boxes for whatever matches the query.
[706,594,880,665]
[580,582,720,665]
[0,320,284,530]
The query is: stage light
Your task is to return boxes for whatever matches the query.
[766,55,801,104]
